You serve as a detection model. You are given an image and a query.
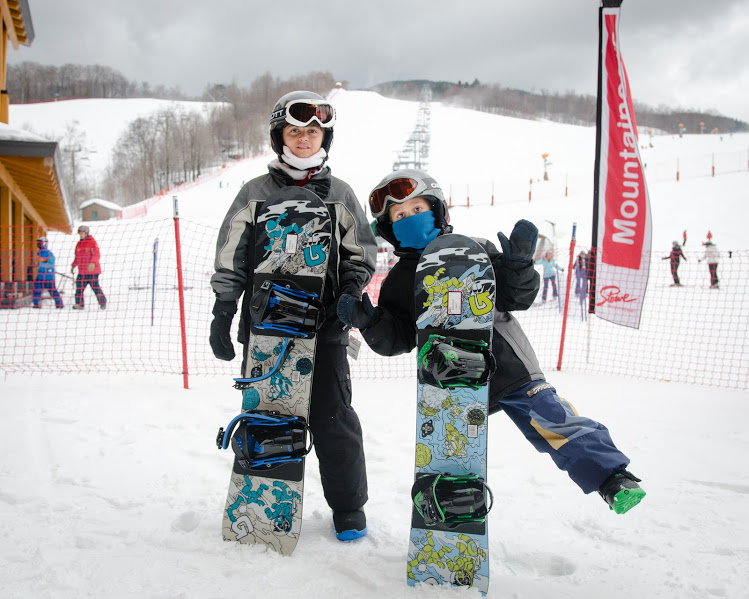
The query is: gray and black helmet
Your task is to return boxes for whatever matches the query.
[269,91,335,157]
[369,168,452,249]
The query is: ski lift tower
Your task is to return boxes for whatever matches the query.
[392,85,432,171]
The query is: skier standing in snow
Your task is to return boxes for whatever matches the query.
[71,225,107,309]
[535,249,562,303]
[209,91,377,540]
[699,240,720,288]
[663,240,686,286]
[32,236,64,309]
[337,168,645,514]
[574,250,588,298]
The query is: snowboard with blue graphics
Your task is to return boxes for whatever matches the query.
[407,234,495,595]
[218,187,330,556]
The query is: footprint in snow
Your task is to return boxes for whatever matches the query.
[171,510,201,532]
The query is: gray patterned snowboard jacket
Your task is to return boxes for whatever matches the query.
[211,166,377,350]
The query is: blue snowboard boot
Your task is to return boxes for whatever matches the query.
[333,509,367,541]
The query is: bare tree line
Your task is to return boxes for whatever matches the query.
[98,107,215,206]
[11,61,746,212]
[96,71,336,207]
[7,62,187,102]
[7,62,337,210]
[373,80,749,134]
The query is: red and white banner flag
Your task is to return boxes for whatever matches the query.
[590,0,652,328]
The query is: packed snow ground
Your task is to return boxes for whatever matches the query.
[3,372,747,598]
[2,90,749,598]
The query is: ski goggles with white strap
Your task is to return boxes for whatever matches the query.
[369,177,435,219]
[271,99,336,128]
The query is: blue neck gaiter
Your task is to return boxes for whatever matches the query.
[392,211,440,251]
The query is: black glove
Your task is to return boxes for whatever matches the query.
[210,300,237,361]
[497,219,538,263]
[337,292,377,330]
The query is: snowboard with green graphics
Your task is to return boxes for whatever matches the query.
[407,234,496,595]
[215,187,331,556]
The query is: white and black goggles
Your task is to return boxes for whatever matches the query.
[271,99,336,128]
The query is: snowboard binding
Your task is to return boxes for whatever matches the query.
[216,410,314,470]
[250,279,325,338]
[417,335,496,389]
[411,473,494,527]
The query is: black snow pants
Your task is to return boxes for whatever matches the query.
[308,343,368,512]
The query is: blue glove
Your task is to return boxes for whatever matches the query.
[497,219,538,263]
[337,292,377,330]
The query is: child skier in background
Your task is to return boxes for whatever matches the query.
[536,249,563,302]
[209,91,377,540]
[337,168,645,514]
[32,236,64,309]
[699,240,720,289]
[574,250,588,298]
[663,241,686,286]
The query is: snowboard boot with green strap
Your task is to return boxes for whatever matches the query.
[598,469,646,514]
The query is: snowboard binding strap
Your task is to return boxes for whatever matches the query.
[250,279,325,338]
[216,410,314,470]
[232,338,295,387]
[417,335,496,389]
[412,473,494,527]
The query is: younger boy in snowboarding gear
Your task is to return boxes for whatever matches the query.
[210,91,377,540]
[338,168,645,515]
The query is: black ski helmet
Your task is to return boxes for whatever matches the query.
[369,168,452,250]
[269,91,335,157]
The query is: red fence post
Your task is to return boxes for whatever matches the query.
[173,195,189,389]
[557,223,577,371]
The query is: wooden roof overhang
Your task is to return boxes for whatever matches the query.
[2,0,35,49]
[0,137,73,232]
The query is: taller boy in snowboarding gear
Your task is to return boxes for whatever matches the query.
[210,91,377,541]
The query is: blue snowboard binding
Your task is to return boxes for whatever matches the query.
[216,410,314,470]
[249,279,325,338]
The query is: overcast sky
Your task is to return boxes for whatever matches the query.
[9,1,749,123]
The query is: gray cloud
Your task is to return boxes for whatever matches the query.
[9,0,749,121]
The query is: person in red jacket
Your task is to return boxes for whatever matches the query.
[71,225,107,309]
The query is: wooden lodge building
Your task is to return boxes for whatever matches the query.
[0,0,72,307]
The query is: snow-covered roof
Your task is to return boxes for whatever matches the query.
[0,121,52,144]
[80,198,122,211]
